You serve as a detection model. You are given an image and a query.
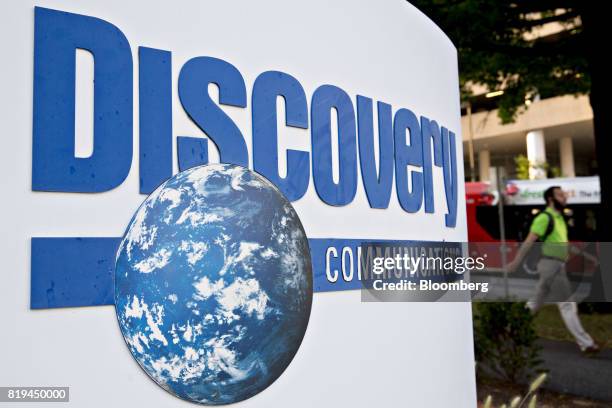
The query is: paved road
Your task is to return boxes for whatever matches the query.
[538,339,612,402]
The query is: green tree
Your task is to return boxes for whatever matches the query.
[410,1,610,240]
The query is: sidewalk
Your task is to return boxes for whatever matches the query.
[538,339,612,402]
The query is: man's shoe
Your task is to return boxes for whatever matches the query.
[582,343,600,357]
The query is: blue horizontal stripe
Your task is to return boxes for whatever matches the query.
[30,237,415,309]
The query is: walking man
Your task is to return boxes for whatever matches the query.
[507,186,599,354]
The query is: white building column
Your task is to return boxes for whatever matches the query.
[526,129,547,179]
[559,137,575,178]
[478,149,491,182]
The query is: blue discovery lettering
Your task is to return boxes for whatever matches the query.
[32,7,458,227]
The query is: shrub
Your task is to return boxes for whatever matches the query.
[514,155,530,180]
[473,302,542,382]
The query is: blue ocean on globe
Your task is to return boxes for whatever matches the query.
[114,164,312,405]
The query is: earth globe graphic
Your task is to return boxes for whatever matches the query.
[114,163,313,405]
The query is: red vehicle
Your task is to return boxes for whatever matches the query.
[465,181,496,242]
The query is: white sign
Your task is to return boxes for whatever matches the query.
[0,1,474,407]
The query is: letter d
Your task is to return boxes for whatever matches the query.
[33,7,133,192]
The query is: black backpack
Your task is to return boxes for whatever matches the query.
[522,211,554,274]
